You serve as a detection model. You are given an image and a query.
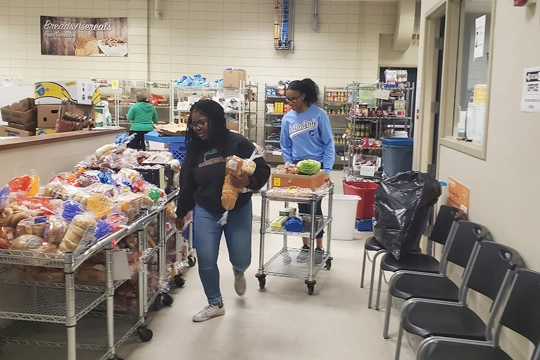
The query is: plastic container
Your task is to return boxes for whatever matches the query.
[332,194,360,240]
[356,219,373,232]
[343,181,379,219]
[381,137,414,177]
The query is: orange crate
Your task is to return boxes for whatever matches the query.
[271,172,326,191]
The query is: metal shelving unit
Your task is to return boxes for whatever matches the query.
[170,83,258,139]
[256,183,334,295]
[0,190,187,359]
[263,84,289,163]
[323,86,351,169]
[345,82,414,176]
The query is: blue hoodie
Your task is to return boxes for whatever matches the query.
[280,104,335,174]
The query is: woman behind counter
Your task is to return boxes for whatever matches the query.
[126,92,158,151]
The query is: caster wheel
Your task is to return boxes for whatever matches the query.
[174,275,185,288]
[162,293,174,307]
[153,294,162,311]
[137,327,153,342]
[188,255,197,267]
[325,259,332,270]
[307,284,315,295]
[256,275,266,289]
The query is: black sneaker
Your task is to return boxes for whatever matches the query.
[314,248,324,265]
[297,245,310,263]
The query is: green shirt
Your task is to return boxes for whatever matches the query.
[126,102,158,131]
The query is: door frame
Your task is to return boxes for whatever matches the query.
[414,0,450,174]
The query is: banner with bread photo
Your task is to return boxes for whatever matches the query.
[40,16,128,57]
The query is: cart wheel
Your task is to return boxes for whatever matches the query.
[153,294,162,311]
[325,259,332,270]
[256,274,266,289]
[162,293,174,307]
[137,327,153,342]
[174,275,185,288]
[307,284,315,295]
[188,255,197,267]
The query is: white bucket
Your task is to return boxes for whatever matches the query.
[331,194,361,240]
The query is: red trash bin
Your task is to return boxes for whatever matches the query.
[343,181,379,219]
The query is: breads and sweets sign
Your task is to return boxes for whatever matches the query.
[40,16,128,57]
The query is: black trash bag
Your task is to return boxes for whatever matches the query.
[373,171,441,260]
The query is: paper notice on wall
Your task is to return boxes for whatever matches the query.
[474,15,486,59]
[466,102,485,143]
[521,66,540,113]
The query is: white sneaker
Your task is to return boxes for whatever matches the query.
[192,303,225,322]
[234,272,246,296]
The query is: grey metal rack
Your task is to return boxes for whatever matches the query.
[256,182,334,295]
[0,190,185,360]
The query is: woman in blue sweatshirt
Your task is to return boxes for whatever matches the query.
[280,78,335,265]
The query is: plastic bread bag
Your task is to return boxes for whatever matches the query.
[85,182,117,198]
[86,194,114,218]
[0,186,10,211]
[113,192,144,222]
[76,171,100,188]
[58,214,97,254]
[241,148,263,176]
[63,199,83,221]
[0,225,14,249]
[15,216,49,238]
[43,215,69,245]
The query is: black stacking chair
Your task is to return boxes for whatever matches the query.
[360,235,387,308]
[394,241,524,360]
[372,205,460,310]
[382,220,489,338]
[416,268,540,360]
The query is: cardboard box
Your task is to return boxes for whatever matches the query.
[0,125,35,137]
[63,104,95,118]
[0,98,37,125]
[223,69,247,88]
[226,121,239,132]
[34,80,101,105]
[7,121,37,132]
[271,171,326,191]
[37,104,63,128]
[36,128,57,136]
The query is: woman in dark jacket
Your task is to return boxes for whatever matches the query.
[176,100,270,322]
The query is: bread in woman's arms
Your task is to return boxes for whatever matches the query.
[226,156,244,176]
[221,173,239,211]
[242,159,256,176]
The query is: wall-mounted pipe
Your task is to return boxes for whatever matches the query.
[312,0,319,32]
[392,0,415,51]
[154,0,163,20]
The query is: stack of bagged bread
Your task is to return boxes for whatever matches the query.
[58,215,97,253]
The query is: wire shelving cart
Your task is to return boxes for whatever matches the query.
[0,191,183,359]
[255,182,334,295]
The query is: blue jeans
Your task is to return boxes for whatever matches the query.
[193,201,253,305]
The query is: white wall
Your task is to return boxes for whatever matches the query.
[378,34,419,68]
[0,132,119,185]
[418,0,540,358]
[0,0,149,82]
[0,0,401,87]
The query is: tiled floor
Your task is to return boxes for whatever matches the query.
[118,171,417,360]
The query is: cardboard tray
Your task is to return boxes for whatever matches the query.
[0,98,37,125]
[271,171,326,191]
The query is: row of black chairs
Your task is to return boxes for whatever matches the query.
[360,205,540,360]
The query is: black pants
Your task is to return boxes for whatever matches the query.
[294,160,325,239]
[128,131,148,151]
[298,200,325,239]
